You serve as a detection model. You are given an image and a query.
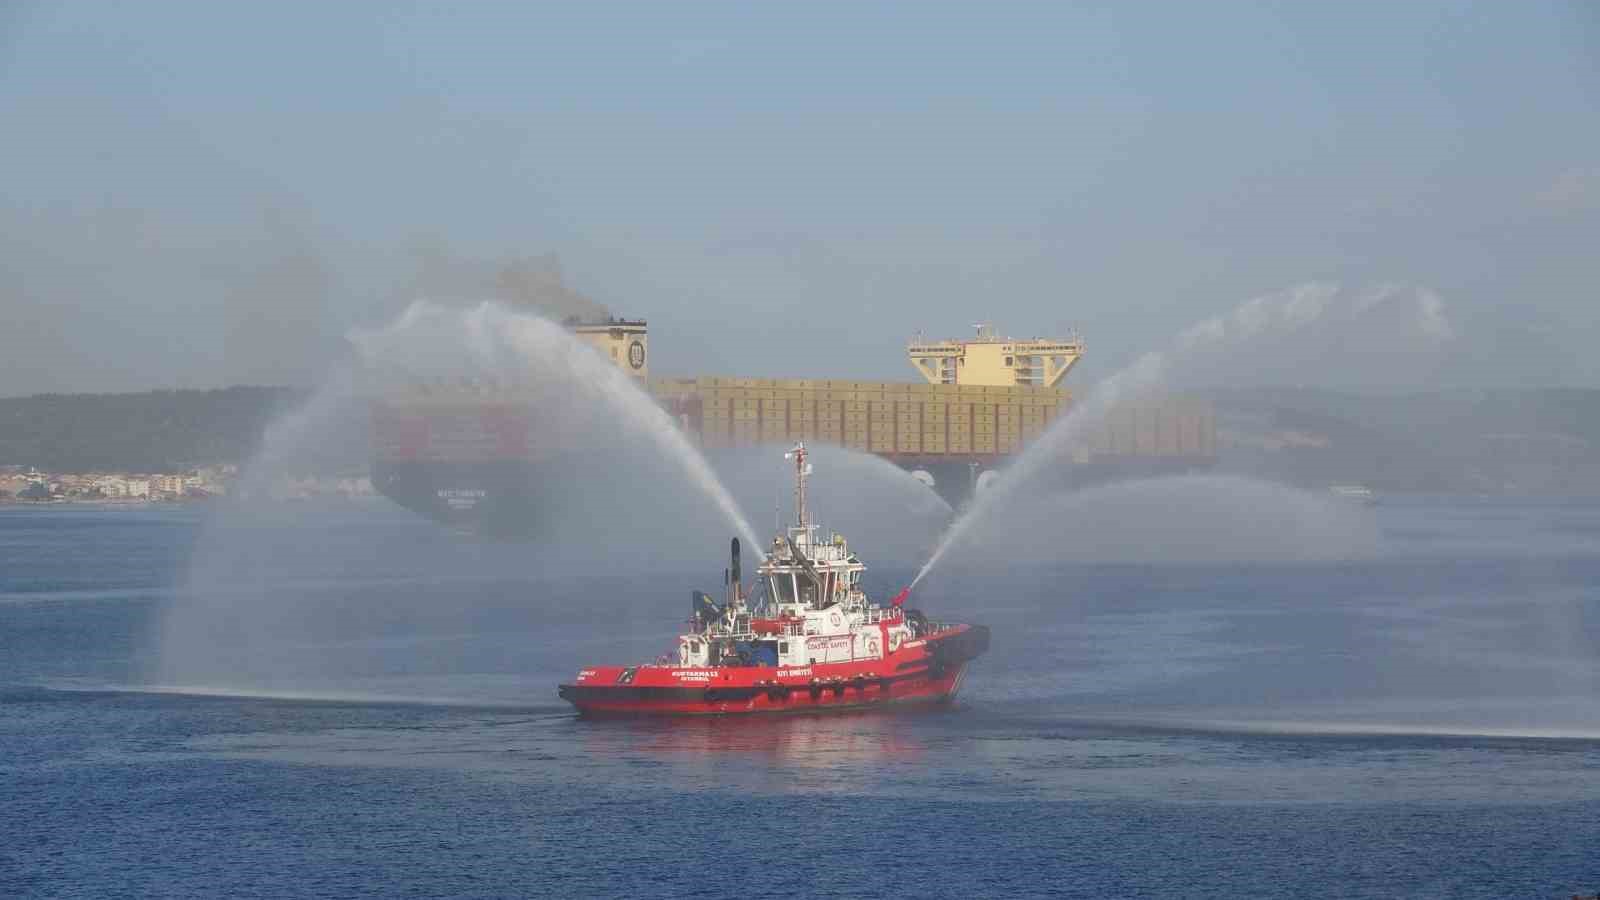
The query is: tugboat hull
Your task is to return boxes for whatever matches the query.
[559,624,988,717]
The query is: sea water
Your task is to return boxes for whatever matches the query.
[3,499,1599,898]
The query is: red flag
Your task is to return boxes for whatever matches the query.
[889,586,910,608]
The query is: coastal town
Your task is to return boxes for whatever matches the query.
[0,465,376,503]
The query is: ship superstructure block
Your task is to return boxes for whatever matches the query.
[570,319,649,380]
[907,323,1084,388]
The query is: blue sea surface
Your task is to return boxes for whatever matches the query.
[3,498,1600,898]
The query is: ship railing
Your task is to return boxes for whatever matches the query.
[720,608,910,639]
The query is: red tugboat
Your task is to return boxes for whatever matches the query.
[558,443,989,716]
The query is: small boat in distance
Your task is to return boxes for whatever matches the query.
[558,443,989,716]
[1328,484,1377,504]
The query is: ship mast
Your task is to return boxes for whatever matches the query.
[785,442,809,530]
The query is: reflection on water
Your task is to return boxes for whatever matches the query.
[165,695,1600,809]
[581,710,931,767]
[181,702,944,797]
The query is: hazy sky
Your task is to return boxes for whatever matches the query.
[3,2,1596,395]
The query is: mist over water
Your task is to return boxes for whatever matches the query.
[155,301,775,695]
[352,301,763,554]
[914,283,1454,587]
[153,300,959,697]
[928,474,1378,567]
[714,443,951,565]
[138,284,1600,737]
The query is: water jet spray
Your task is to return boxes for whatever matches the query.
[911,283,1453,587]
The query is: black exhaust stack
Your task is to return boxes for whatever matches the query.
[730,538,742,602]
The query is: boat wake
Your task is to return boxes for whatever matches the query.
[46,680,570,713]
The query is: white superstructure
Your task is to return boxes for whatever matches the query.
[676,443,916,670]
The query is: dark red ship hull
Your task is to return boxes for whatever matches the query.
[558,624,988,716]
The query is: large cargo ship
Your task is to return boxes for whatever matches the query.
[369,319,1215,533]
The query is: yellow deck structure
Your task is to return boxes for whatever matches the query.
[907,324,1084,388]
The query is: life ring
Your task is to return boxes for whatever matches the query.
[829,612,841,627]
[889,630,903,652]
[866,638,880,656]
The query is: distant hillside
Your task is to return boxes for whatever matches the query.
[1208,387,1600,495]
[0,387,309,472]
[4,384,1597,494]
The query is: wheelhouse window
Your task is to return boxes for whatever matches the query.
[771,574,798,604]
